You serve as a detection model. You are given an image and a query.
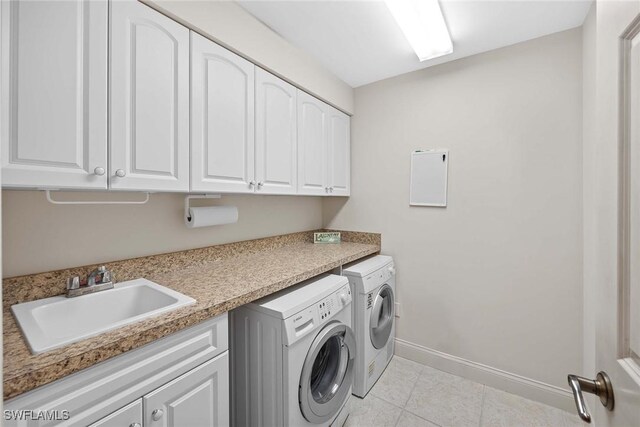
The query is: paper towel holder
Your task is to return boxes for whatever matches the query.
[184,194,222,223]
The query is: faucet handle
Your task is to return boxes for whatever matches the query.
[102,268,113,284]
[66,276,80,290]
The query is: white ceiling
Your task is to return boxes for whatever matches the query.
[237,0,593,87]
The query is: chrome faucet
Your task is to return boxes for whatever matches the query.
[66,266,115,298]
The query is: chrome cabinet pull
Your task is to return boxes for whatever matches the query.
[115,169,126,178]
[129,423,141,427]
[93,167,105,176]
[151,409,164,421]
[567,371,614,423]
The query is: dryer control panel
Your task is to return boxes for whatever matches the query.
[283,284,352,346]
[356,262,395,295]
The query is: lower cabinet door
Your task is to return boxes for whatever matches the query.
[89,399,143,427]
[144,351,229,427]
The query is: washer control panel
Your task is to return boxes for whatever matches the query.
[284,284,352,346]
[317,284,351,320]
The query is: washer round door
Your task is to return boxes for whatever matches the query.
[299,321,356,424]
[370,284,395,349]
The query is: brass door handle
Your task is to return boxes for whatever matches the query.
[567,371,614,423]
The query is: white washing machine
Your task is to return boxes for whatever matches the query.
[343,255,396,397]
[231,274,356,427]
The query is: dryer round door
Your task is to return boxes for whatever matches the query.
[370,284,395,349]
[299,321,356,424]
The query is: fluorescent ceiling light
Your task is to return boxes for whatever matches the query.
[384,0,453,61]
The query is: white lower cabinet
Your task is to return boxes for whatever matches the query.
[144,353,229,427]
[90,399,143,427]
[4,314,229,427]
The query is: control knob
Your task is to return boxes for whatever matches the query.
[388,266,396,276]
[339,291,350,305]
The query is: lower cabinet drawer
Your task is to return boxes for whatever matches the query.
[89,399,142,427]
[143,351,229,427]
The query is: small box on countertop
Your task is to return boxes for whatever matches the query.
[314,232,341,244]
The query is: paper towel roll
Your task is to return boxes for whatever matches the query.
[186,206,238,228]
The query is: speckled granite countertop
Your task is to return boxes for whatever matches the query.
[3,230,380,400]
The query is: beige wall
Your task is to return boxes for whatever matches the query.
[324,28,583,392]
[143,0,354,114]
[2,191,322,277]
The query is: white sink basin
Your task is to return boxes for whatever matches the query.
[12,278,196,355]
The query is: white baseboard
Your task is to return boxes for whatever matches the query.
[394,338,575,413]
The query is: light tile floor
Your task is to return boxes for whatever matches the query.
[345,356,587,427]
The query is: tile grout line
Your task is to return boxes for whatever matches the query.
[397,361,444,426]
[371,357,424,410]
[403,360,426,408]
[477,384,486,427]
[389,358,427,427]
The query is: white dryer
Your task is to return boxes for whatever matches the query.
[343,255,396,397]
[231,274,356,427]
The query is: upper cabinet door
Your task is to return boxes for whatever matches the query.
[255,69,297,194]
[110,1,189,192]
[297,90,327,195]
[0,0,108,189]
[191,32,255,193]
[327,107,350,196]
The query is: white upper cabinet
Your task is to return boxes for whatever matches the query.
[191,32,255,194]
[297,90,327,195]
[1,1,349,196]
[110,1,190,192]
[297,91,351,196]
[0,0,108,189]
[255,69,298,194]
[327,107,351,196]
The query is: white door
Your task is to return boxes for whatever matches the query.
[110,1,189,192]
[89,399,143,427]
[327,107,351,196]
[144,353,229,427]
[191,32,255,194]
[255,69,297,194]
[297,90,327,195]
[0,0,108,189]
[573,1,640,425]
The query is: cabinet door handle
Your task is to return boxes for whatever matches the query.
[249,181,255,187]
[115,169,126,178]
[257,181,264,188]
[129,423,141,427]
[93,167,105,176]
[151,409,164,421]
